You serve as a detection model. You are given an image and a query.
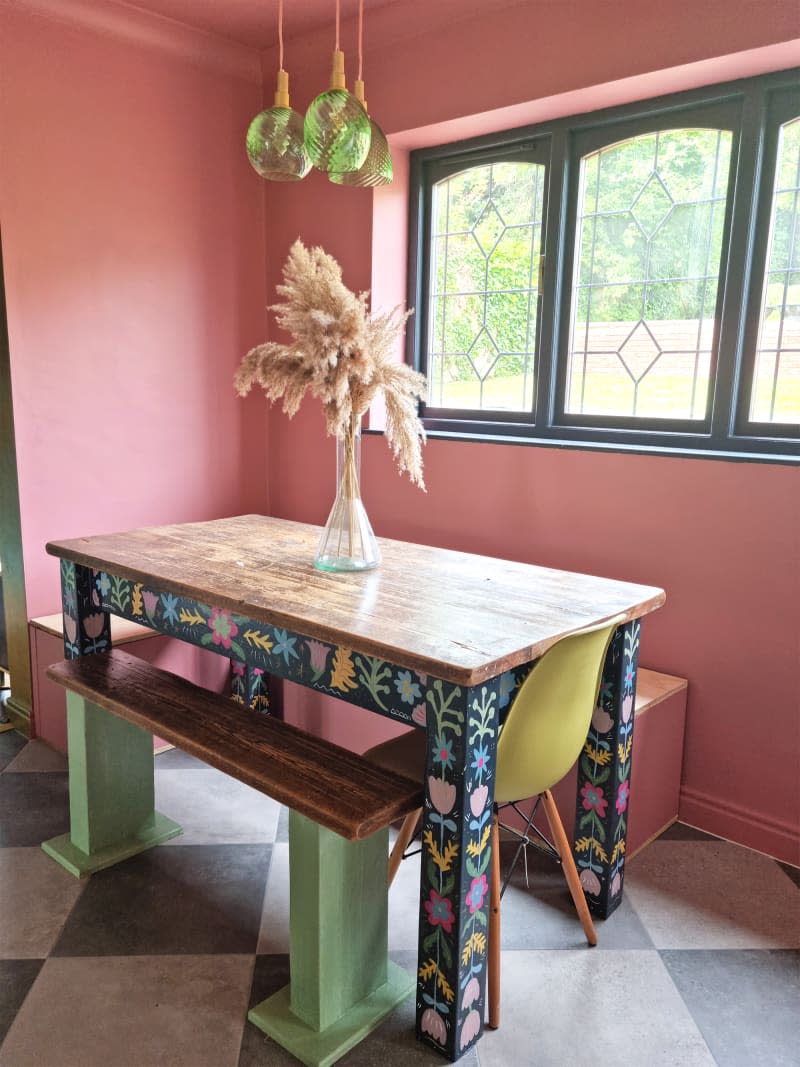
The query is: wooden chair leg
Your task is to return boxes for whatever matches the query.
[388,808,421,887]
[487,812,501,1029]
[541,790,597,947]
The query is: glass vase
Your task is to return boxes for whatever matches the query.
[315,417,380,572]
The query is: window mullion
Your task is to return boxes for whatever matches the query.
[712,83,766,444]
[534,129,567,430]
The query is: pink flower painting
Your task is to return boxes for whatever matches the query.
[429,776,456,815]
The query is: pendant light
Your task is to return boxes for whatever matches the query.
[304,0,372,173]
[329,0,392,186]
[246,0,311,182]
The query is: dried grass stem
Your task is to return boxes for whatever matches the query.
[235,240,426,489]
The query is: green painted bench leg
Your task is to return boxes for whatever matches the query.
[41,691,182,877]
[248,811,414,1067]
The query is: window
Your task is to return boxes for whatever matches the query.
[427,156,546,414]
[743,94,800,432]
[407,70,800,459]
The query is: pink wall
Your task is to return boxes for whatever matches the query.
[0,0,270,620]
[259,2,800,863]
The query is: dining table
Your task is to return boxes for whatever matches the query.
[45,514,665,1062]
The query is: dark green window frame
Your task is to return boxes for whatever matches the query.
[406,68,800,461]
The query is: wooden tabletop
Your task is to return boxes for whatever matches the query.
[47,515,665,686]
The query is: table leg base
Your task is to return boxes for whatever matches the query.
[41,812,182,877]
[247,962,414,1067]
[587,894,622,920]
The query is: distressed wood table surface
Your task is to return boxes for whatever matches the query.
[46,514,665,1063]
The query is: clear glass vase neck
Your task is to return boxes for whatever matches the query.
[314,414,380,572]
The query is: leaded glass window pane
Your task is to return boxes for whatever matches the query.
[566,129,732,420]
[427,161,545,411]
[750,117,800,425]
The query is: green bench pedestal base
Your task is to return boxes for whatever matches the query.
[41,692,182,877]
[248,963,414,1067]
[42,813,182,877]
[248,811,414,1067]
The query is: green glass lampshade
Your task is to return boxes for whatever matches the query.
[329,117,392,187]
[304,88,371,173]
[246,105,311,183]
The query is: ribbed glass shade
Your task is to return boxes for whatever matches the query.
[246,107,311,182]
[304,89,371,173]
[329,118,392,187]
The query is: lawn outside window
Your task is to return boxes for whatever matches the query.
[406,68,800,461]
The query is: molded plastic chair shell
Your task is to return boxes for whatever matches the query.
[495,614,625,805]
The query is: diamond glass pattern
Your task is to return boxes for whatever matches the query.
[750,117,800,424]
[427,161,545,411]
[567,128,733,420]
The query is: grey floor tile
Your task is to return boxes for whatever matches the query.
[661,949,800,1067]
[52,844,270,957]
[155,769,281,845]
[4,739,67,773]
[275,804,289,843]
[625,839,800,948]
[0,960,43,1043]
[0,954,253,1067]
[477,949,716,1067]
[154,746,211,770]
[0,773,69,846]
[497,841,654,950]
[0,848,86,958]
[239,955,476,1067]
[0,732,27,772]
[238,954,293,1067]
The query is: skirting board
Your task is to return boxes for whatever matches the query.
[1,695,31,736]
[680,785,800,868]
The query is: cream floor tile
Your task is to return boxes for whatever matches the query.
[155,769,281,845]
[388,851,422,952]
[0,848,85,958]
[477,950,716,1067]
[0,955,254,1067]
[259,841,425,956]
[625,840,800,949]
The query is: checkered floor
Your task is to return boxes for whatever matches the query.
[0,730,798,1067]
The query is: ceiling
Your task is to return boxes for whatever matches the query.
[119,0,402,51]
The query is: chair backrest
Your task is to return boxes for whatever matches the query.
[494,615,625,805]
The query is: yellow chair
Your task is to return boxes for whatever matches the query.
[365,615,624,1029]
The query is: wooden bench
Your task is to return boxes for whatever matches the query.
[43,648,423,1067]
[46,649,422,840]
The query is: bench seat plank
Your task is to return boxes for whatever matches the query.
[47,650,423,841]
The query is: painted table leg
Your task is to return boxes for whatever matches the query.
[415,676,501,1061]
[230,660,271,713]
[249,811,413,1067]
[61,561,111,658]
[573,620,642,918]
[42,691,182,877]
